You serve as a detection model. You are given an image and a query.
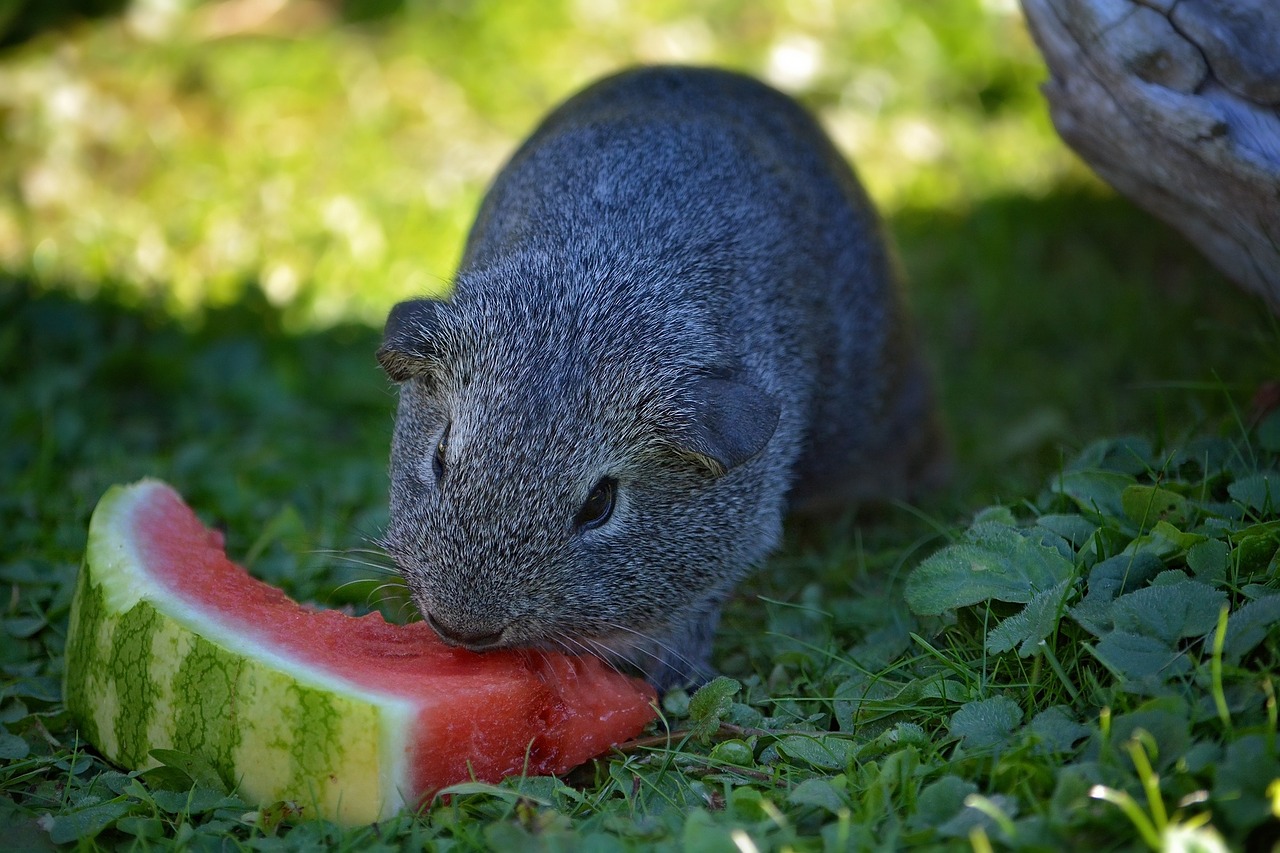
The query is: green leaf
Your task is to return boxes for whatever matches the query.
[660,687,690,717]
[4,617,47,639]
[137,766,193,793]
[1110,579,1226,644]
[857,723,930,759]
[114,816,165,840]
[1186,539,1229,584]
[1036,514,1097,549]
[906,524,1074,615]
[688,676,740,743]
[436,781,554,806]
[973,505,1017,526]
[1051,469,1134,519]
[1229,472,1280,513]
[9,677,60,703]
[44,800,133,844]
[1029,706,1090,755]
[1232,533,1280,576]
[1121,485,1191,527]
[967,521,1075,564]
[1212,734,1280,831]
[1069,552,1162,637]
[910,775,976,830]
[1121,520,1205,560]
[1230,519,1280,541]
[1105,702,1191,771]
[149,786,234,816]
[948,696,1023,750]
[0,699,28,724]
[918,679,969,701]
[1085,552,1165,602]
[985,579,1076,656]
[147,749,228,794]
[1170,437,1238,480]
[728,786,770,821]
[936,793,1019,840]
[0,731,29,760]
[1068,437,1154,475]
[90,768,133,799]
[1091,631,1189,687]
[1216,594,1280,663]
[725,701,764,730]
[1048,763,1105,822]
[482,821,542,852]
[1180,741,1221,774]
[709,739,754,767]
[4,808,56,853]
[681,808,738,853]
[787,776,849,814]
[776,735,855,770]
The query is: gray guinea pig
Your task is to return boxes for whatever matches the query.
[377,65,946,690]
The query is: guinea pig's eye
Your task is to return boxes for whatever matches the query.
[575,477,616,531]
[432,423,450,481]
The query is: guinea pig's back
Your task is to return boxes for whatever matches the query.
[459,66,941,514]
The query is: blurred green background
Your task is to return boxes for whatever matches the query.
[1,0,1273,506]
[2,4,1277,845]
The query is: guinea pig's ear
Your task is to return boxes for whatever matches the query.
[669,376,780,476]
[377,298,448,384]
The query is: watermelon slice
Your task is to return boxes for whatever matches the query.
[63,480,656,825]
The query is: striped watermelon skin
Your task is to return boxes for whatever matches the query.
[63,481,656,825]
[64,569,390,821]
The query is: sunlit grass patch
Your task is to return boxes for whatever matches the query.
[0,0,1071,328]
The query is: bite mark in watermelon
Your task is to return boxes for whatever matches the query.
[63,480,657,824]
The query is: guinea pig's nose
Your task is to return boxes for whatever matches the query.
[425,611,506,649]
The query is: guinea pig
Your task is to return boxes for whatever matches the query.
[377,65,946,690]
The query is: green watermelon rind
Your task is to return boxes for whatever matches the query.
[63,480,416,823]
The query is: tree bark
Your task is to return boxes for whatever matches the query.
[1020,0,1280,311]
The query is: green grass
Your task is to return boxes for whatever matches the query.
[3,1,1279,849]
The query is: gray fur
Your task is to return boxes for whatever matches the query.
[378,66,946,689]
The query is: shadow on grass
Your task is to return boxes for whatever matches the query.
[893,183,1277,506]
[1,277,397,607]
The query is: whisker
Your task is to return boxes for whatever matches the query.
[598,619,704,683]
[554,631,616,667]
[309,546,393,560]
[328,578,383,596]
[395,597,422,624]
[367,581,412,610]
[317,553,400,576]
[323,546,394,557]
[555,626,682,686]
[532,646,558,674]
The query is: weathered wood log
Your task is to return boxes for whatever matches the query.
[1020,0,1280,311]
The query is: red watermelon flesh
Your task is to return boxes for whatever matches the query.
[63,480,657,823]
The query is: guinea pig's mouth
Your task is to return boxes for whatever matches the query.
[427,618,619,661]
[416,603,700,687]
[422,609,510,651]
